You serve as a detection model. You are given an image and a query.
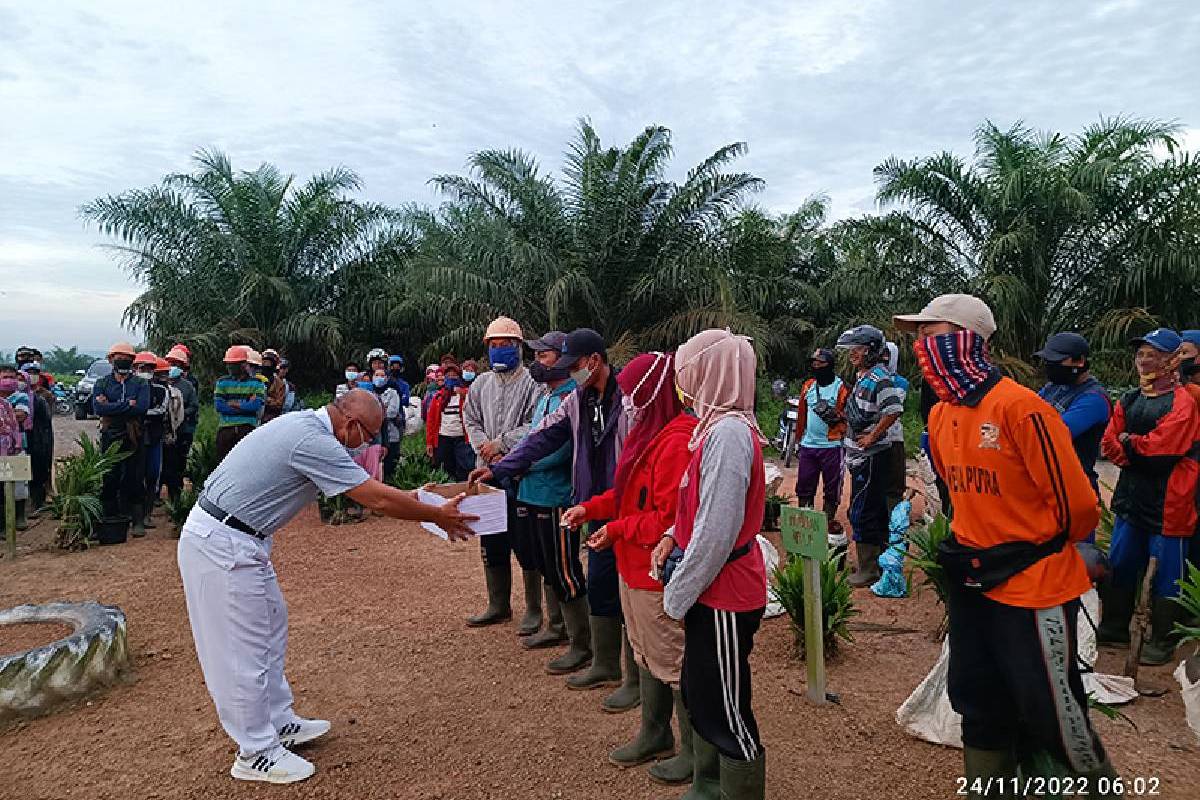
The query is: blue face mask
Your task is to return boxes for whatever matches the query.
[489,345,521,373]
[372,376,387,388]
[168,366,183,380]
[444,376,463,389]
[462,370,476,382]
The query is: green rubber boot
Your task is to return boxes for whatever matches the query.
[546,596,592,674]
[466,565,513,627]
[681,733,721,800]
[602,626,641,713]
[649,690,694,785]
[1097,582,1135,647]
[566,615,622,690]
[516,569,544,636]
[130,504,146,538]
[523,585,567,649]
[962,747,1016,799]
[1140,596,1182,666]
[609,669,675,767]
[719,750,765,800]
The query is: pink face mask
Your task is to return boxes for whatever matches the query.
[0,377,17,394]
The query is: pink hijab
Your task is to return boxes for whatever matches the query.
[674,329,765,451]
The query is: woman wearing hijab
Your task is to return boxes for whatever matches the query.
[562,352,698,785]
[652,329,768,800]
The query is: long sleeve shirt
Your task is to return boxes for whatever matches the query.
[173,377,200,434]
[91,375,149,438]
[214,374,264,428]
[462,367,540,468]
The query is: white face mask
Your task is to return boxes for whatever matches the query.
[570,357,594,388]
[137,370,154,380]
[621,352,669,423]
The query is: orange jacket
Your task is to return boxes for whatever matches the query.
[928,377,1098,609]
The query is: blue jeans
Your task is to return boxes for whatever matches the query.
[1109,516,1189,598]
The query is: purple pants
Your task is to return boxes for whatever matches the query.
[795,445,845,535]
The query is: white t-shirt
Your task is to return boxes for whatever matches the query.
[439,393,465,438]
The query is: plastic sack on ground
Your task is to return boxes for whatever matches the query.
[759,535,785,619]
[871,499,910,598]
[896,636,962,748]
[763,463,784,497]
[1174,656,1200,743]
[1077,588,1137,705]
[404,398,424,435]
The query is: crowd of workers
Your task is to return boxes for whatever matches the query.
[0,347,58,529]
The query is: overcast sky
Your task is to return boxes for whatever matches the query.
[1,0,1197,354]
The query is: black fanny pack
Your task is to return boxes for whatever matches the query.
[662,540,754,587]
[936,531,1068,592]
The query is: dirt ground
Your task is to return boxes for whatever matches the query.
[1,435,1198,798]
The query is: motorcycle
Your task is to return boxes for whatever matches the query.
[50,382,73,415]
[775,396,801,468]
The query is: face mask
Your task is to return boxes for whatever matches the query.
[569,356,595,388]
[113,358,134,374]
[462,371,476,382]
[444,376,463,389]
[0,378,17,394]
[1044,362,1082,386]
[168,366,183,380]
[372,376,387,388]
[137,370,154,380]
[489,345,521,373]
[528,361,572,384]
[345,370,360,382]
[261,365,276,378]
[390,367,403,376]
[811,363,836,386]
[622,353,669,421]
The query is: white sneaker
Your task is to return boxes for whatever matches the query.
[230,745,315,784]
[278,717,332,748]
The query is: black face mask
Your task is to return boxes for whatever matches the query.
[1181,356,1196,371]
[811,364,836,386]
[112,357,134,375]
[1044,362,1084,386]
[529,360,572,385]
[261,366,276,379]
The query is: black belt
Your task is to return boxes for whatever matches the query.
[198,496,267,540]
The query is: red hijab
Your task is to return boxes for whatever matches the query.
[613,352,681,509]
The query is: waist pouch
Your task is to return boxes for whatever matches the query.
[936,531,1068,592]
[662,539,754,587]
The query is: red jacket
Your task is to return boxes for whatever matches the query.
[425,386,470,449]
[581,414,698,591]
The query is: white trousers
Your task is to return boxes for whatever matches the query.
[177,507,294,756]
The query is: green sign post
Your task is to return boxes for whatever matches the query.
[1,455,32,561]
[780,505,829,705]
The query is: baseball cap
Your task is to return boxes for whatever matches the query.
[1034,332,1090,362]
[1181,330,1200,348]
[556,328,607,369]
[893,294,997,339]
[810,347,835,364]
[835,325,884,348]
[1130,328,1182,353]
[525,331,568,353]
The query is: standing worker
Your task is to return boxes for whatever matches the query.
[135,351,168,530]
[894,294,1117,794]
[260,349,287,423]
[19,362,54,515]
[92,342,150,532]
[162,346,200,506]
[178,390,478,784]
[214,346,263,462]
[793,347,850,548]
[461,317,541,629]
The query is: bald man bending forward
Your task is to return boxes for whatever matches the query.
[178,390,476,784]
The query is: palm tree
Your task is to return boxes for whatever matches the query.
[81,149,415,384]
[868,118,1200,359]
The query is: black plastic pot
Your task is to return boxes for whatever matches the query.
[763,502,782,532]
[94,515,130,546]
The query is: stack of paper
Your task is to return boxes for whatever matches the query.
[417,482,508,540]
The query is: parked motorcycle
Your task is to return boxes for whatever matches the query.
[50,382,73,415]
[774,396,801,468]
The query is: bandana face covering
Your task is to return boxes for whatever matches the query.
[1136,350,1179,397]
[914,330,999,406]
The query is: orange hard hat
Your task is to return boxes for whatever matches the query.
[245,348,263,367]
[107,341,137,359]
[166,345,190,366]
[133,350,158,367]
[154,357,170,372]
[483,316,523,342]
[223,345,249,363]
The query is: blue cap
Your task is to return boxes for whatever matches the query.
[1181,330,1200,347]
[388,354,404,365]
[1130,328,1182,353]
[1035,332,1089,362]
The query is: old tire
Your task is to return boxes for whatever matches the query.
[0,602,129,721]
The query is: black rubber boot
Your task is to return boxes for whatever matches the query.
[143,504,158,529]
[719,750,765,800]
[1097,582,1135,647]
[682,733,721,800]
[466,565,513,627]
[602,626,642,713]
[962,747,1016,799]
[849,543,882,587]
[547,597,592,674]
[516,569,544,636]
[1140,596,1182,666]
[609,669,675,767]
[523,585,567,650]
[650,689,694,785]
[15,500,28,531]
[130,504,146,538]
[566,615,622,690]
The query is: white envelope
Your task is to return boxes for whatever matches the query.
[416,482,508,539]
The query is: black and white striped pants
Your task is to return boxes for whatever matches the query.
[681,602,765,761]
[515,501,587,603]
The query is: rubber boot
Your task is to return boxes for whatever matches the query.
[602,626,642,713]
[1140,596,1182,666]
[1097,581,1135,647]
[516,569,544,636]
[682,732,721,800]
[523,585,567,649]
[649,690,694,785]
[466,565,512,627]
[962,747,1016,800]
[15,500,28,531]
[143,501,158,529]
[609,669,675,767]
[130,504,146,538]
[547,597,593,674]
[28,484,44,518]
[566,615,622,689]
[719,750,766,800]
[849,543,882,587]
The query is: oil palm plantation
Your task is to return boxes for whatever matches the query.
[82,149,415,383]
